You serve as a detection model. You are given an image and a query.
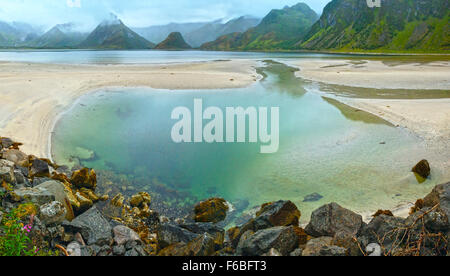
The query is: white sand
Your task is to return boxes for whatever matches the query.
[0,60,260,158]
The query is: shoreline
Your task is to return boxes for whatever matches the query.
[0,59,261,159]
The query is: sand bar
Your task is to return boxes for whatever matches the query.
[0,60,260,158]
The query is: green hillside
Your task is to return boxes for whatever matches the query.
[201,3,318,51]
[300,0,450,52]
[155,32,192,50]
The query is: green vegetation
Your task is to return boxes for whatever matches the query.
[201,3,318,51]
[155,32,192,50]
[300,0,449,52]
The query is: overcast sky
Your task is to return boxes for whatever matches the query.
[0,0,331,31]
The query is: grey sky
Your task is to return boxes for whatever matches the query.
[0,0,331,31]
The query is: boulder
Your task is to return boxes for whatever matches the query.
[2,149,29,167]
[254,200,301,230]
[13,170,29,186]
[357,215,406,252]
[70,168,97,189]
[113,225,141,246]
[236,226,299,256]
[412,159,431,179]
[0,137,14,149]
[29,158,50,178]
[63,206,112,246]
[113,245,126,256]
[194,198,229,223]
[179,222,225,249]
[34,180,75,221]
[39,201,67,226]
[157,223,199,249]
[67,241,82,256]
[305,203,364,237]
[12,187,55,205]
[158,233,216,256]
[0,159,16,184]
[302,237,346,256]
[422,182,450,219]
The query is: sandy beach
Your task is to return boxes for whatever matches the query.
[286,58,450,160]
[0,59,260,158]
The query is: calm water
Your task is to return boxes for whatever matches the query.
[0,49,342,64]
[52,62,446,223]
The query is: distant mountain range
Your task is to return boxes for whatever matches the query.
[134,16,261,48]
[300,0,450,52]
[155,32,192,50]
[201,3,318,51]
[0,1,448,52]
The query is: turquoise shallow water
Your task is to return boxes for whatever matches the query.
[52,62,445,222]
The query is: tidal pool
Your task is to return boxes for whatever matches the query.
[52,62,445,223]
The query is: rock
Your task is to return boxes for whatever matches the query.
[74,191,94,212]
[113,245,126,256]
[125,248,140,256]
[70,168,97,189]
[158,233,216,256]
[63,206,112,246]
[13,170,29,186]
[32,177,52,186]
[422,182,450,219]
[302,237,333,256]
[157,223,199,249]
[39,201,67,226]
[12,187,55,205]
[0,211,3,224]
[34,180,75,221]
[253,200,301,231]
[305,203,364,238]
[412,159,431,180]
[372,210,394,217]
[237,226,299,256]
[129,192,151,207]
[67,241,82,256]
[179,222,225,249]
[0,160,16,184]
[194,198,229,223]
[113,225,141,246]
[263,248,282,256]
[2,149,29,167]
[29,158,50,178]
[357,215,406,252]
[303,193,324,202]
[319,245,348,256]
[290,248,303,256]
[0,137,14,149]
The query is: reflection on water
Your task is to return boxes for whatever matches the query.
[52,62,447,224]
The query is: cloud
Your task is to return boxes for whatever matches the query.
[67,0,82,8]
[0,0,331,30]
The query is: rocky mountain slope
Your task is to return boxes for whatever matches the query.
[26,23,87,48]
[201,3,318,51]
[80,15,154,50]
[300,0,450,52]
[154,32,192,50]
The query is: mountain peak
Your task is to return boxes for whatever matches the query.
[100,13,122,27]
[155,32,191,50]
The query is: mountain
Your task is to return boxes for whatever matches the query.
[134,22,208,45]
[80,14,154,49]
[184,16,261,47]
[154,32,192,50]
[201,3,318,51]
[0,21,43,47]
[134,16,260,48]
[300,0,450,52]
[27,23,87,48]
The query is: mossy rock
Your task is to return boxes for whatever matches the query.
[194,198,229,223]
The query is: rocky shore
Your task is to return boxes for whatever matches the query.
[0,136,448,256]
